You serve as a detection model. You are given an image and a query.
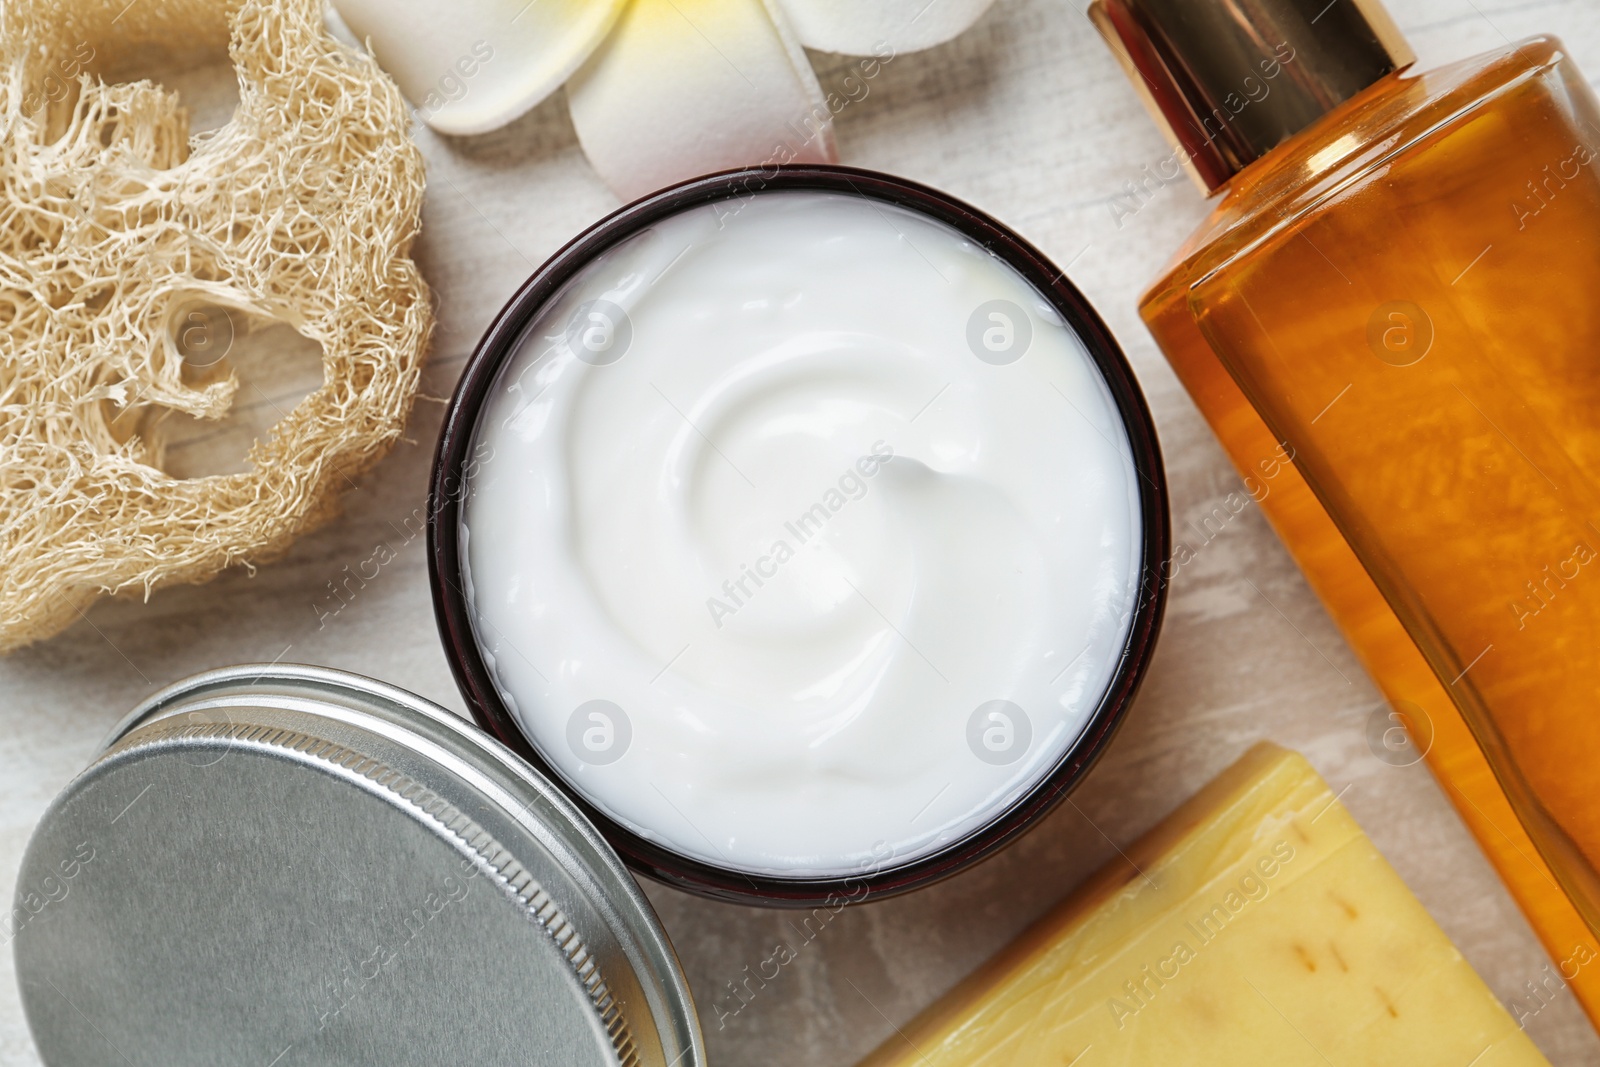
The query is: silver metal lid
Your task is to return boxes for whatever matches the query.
[12,664,705,1067]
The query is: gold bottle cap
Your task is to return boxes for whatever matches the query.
[1089,0,1415,193]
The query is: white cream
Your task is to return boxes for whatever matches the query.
[462,192,1143,877]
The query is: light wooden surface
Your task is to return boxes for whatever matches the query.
[5,0,1600,1063]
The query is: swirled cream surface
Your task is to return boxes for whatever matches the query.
[462,192,1143,877]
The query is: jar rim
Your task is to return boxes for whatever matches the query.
[427,164,1171,907]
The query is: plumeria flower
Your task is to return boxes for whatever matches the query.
[328,0,998,200]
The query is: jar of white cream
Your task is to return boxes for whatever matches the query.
[430,168,1168,905]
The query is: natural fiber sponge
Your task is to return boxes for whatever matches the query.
[0,0,432,651]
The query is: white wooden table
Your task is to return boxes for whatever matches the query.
[5,0,1600,1062]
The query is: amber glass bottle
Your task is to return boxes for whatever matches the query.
[1094,0,1600,1008]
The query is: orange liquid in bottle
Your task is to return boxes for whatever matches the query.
[1144,36,1600,1018]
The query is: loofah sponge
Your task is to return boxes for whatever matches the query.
[0,0,432,651]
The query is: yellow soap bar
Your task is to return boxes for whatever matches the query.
[859,743,1548,1067]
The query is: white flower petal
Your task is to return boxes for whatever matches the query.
[329,0,626,135]
[567,0,837,203]
[772,0,997,54]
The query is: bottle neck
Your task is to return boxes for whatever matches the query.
[1089,0,1415,193]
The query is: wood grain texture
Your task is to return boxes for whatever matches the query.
[3,0,1598,1062]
